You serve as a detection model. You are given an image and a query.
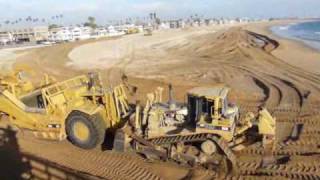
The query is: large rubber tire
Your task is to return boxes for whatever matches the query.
[66,111,105,149]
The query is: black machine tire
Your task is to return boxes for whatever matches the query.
[66,111,105,149]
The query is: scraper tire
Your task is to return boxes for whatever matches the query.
[66,111,105,149]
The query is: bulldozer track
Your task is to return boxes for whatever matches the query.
[148,133,237,164]
[147,133,320,179]
[149,133,211,146]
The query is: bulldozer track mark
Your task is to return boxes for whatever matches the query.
[238,161,320,179]
[18,133,162,180]
[251,76,271,103]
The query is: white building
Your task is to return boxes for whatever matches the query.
[48,26,94,42]
[159,22,170,30]
[107,26,125,37]
[92,28,108,38]
[11,26,49,42]
[76,27,92,40]
[0,31,13,44]
[48,27,73,42]
[71,27,81,40]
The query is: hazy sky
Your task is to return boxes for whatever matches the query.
[0,0,320,25]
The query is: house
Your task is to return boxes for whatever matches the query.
[11,26,49,42]
[92,28,108,38]
[77,27,92,40]
[70,27,81,40]
[48,27,73,42]
[159,22,170,30]
[0,31,13,45]
[48,26,94,42]
[107,26,125,37]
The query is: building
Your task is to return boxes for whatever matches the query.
[48,26,95,42]
[70,27,81,40]
[107,26,125,37]
[78,27,92,40]
[0,31,13,44]
[11,26,49,42]
[92,28,108,38]
[159,22,170,29]
[48,27,73,42]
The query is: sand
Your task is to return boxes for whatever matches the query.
[67,26,230,69]
[1,20,320,179]
[0,47,34,73]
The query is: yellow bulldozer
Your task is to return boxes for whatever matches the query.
[0,72,131,149]
[115,85,276,171]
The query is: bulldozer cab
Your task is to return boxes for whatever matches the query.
[20,89,47,109]
[187,87,229,122]
[187,87,237,133]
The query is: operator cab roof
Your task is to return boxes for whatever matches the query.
[187,87,229,99]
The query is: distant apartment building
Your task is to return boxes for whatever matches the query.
[11,26,49,42]
[70,27,81,40]
[0,31,13,44]
[92,28,108,38]
[107,26,125,37]
[159,22,170,29]
[48,26,93,42]
[169,21,180,29]
[70,27,92,40]
[48,27,73,42]
[75,27,92,40]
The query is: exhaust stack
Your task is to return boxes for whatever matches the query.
[168,84,176,110]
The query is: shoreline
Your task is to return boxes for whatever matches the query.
[269,21,320,52]
[244,20,320,75]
